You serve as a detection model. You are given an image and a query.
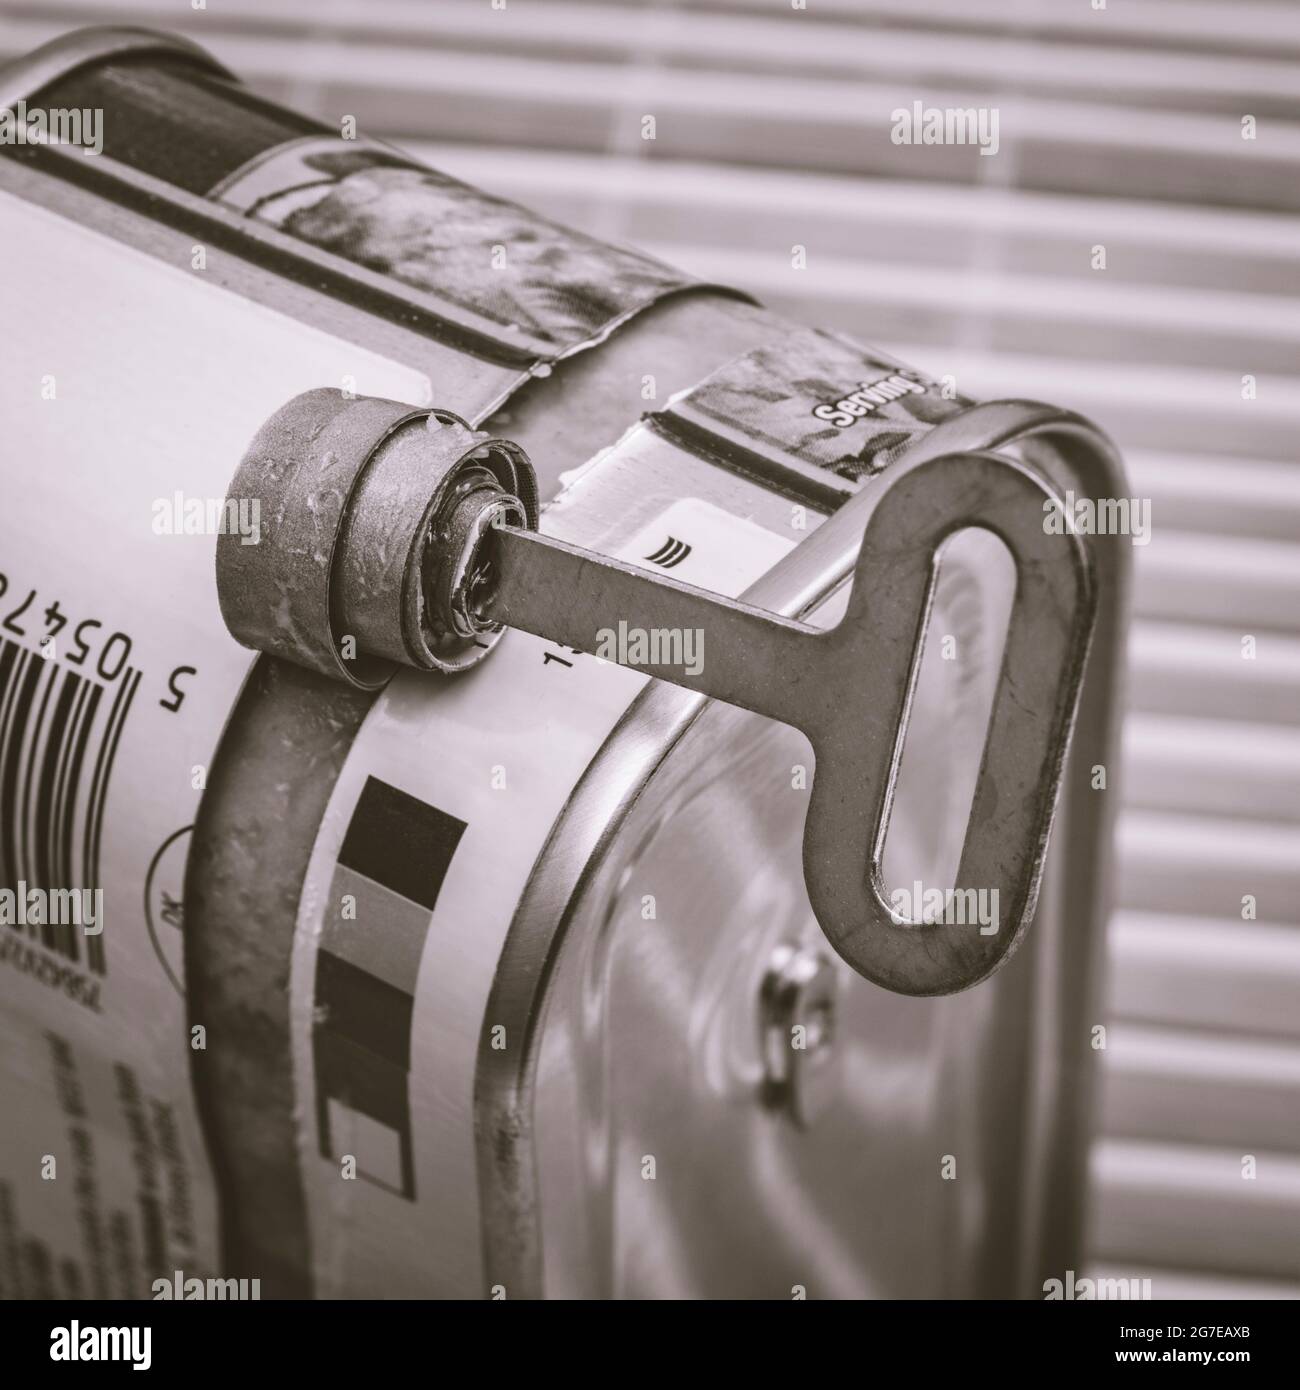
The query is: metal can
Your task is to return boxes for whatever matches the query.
[0,27,1127,1299]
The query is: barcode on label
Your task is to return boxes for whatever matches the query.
[0,635,140,975]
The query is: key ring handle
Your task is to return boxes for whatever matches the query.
[802,450,1098,995]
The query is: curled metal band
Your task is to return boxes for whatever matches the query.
[336,420,536,673]
[217,389,539,687]
[217,390,454,689]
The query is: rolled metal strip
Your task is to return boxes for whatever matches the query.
[335,417,537,673]
[218,389,540,686]
[217,388,438,689]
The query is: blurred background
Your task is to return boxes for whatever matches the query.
[3,0,1297,1298]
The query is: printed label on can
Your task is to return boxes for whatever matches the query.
[0,189,432,1298]
[214,136,713,362]
[287,492,799,1297]
[658,326,972,494]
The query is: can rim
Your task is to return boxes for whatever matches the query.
[0,25,229,112]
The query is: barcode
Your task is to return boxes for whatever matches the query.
[0,635,139,975]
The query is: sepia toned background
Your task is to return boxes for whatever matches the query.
[2,0,1297,1298]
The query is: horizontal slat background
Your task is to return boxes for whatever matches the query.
[4,0,1297,1297]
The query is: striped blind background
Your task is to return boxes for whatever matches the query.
[4,0,1297,1298]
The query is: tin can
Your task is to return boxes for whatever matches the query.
[0,27,1127,1299]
